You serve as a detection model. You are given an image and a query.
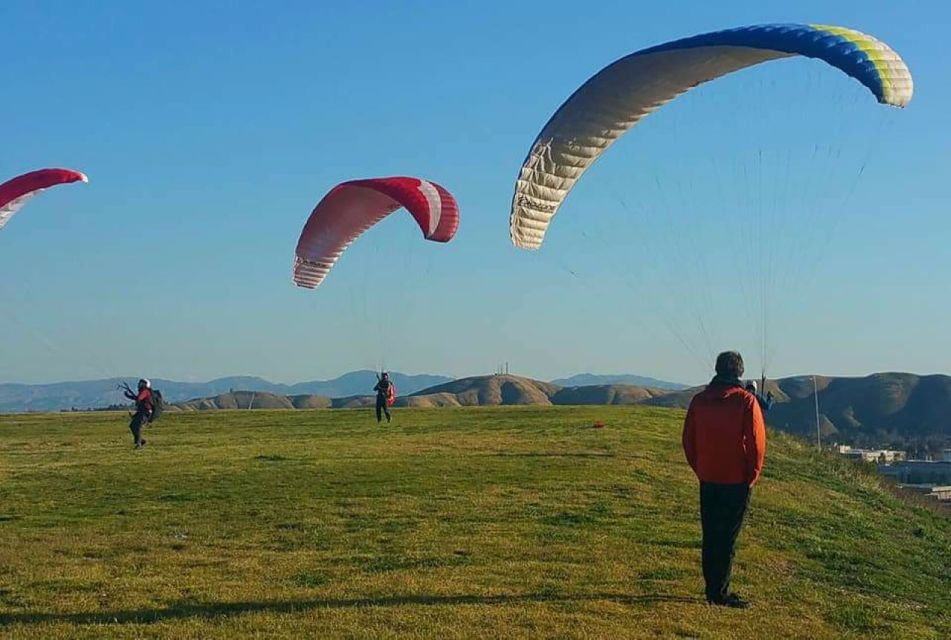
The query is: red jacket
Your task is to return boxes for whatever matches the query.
[682,382,767,486]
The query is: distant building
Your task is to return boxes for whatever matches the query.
[836,445,905,463]
[933,486,951,501]
[893,484,951,510]
[942,449,951,462]
[878,461,951,485]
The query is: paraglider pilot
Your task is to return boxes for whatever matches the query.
[682,351,767,608]
[744,379,774,413]
[121,378,153,448]
[373,372,393,424]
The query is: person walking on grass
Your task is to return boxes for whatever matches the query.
[121,378,154,449]
[373,372,394,424]
[682,351,767,608]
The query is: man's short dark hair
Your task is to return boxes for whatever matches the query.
[715,351,744,379]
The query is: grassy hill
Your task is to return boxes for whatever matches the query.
[1,407,947,638]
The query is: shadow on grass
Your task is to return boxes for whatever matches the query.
[0,592,701,626]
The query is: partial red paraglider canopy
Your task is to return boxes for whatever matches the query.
[293,176,459,289]
[0,168,88,231]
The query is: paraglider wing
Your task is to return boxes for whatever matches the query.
[0,168,88,231]
[293,177,459,289]
[509,23,913,249]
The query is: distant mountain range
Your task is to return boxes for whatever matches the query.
[0,371,683,413]
[0,371,451,412]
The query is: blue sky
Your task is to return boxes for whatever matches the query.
[0,0,948,385]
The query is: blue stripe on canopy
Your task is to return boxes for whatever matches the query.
[637,24,887,103]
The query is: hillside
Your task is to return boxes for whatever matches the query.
[644,373,951,444]
[410,374,560,406]
[551,384,668,405]
[288,394,334,409]
[175,391,331,411]
[171,378,668,412]
[285,371,452,398]
[642,387,701,409]
[769,373,951,444]
[551,373,687,390]
[0,407,947,638]
[643,377,830,411]
[171,377,665,412]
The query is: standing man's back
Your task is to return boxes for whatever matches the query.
[682,351,766,608]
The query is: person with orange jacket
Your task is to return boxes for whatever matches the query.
[682,351,767,608]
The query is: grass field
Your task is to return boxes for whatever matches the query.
[0,406,948,639]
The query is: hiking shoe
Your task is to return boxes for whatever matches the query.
[708,593,749,609]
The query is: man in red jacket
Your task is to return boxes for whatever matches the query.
[682,351,766,608]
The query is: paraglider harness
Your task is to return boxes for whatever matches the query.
[745,376,774,413]
[119,381,164,424]
[375,373,397,407]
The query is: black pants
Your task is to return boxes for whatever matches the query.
[700,481,751,601]
[129,411,149,445]
[375,396,391,422]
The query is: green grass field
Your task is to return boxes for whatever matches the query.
[1,406,948,639]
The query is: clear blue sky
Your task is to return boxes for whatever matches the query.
[1,0,948,385]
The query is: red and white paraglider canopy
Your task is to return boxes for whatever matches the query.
[293,176,459,289]
[0,168,88,231]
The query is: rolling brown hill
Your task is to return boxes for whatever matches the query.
[644,373,951,444]
[175,391,329,411]
[550,384,667,405]
[768,373,951,443]
[641,387,699,409]
[173,377,665,412]
[410,375,559,406]
[643,376,832,410]
[330,393,465,409]
[399,392,463,408]
[289,394,333,409]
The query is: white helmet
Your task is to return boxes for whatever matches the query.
[746,380,757,393]
[138,378,151,389]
